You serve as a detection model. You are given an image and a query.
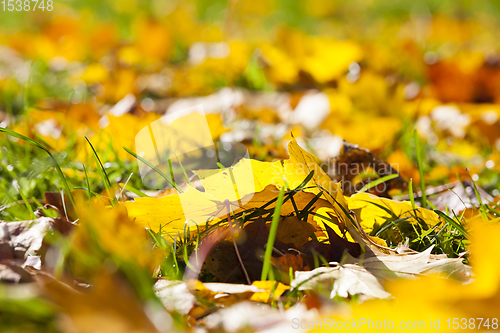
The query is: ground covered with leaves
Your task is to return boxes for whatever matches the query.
[1,1,500,332]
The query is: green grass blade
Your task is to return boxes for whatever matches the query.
[124,184,149,197]
[433,209,468,237]
[485,203,500,217]
[172,149,192,187]
[84,136,116,206]
[16,184,35,219]
[426,201,438,210]
[261,186,285,281]
[414,129,427,209]
[358,174,398,193]
[374,216,411,236]
[298,192,323,220]
[0,128,77,215]
[408,179,416,211]
[23,62,33,159]
[294,171,315,192]
[82,163,92,201]
[123,146,183,193]
[465,168,487,218]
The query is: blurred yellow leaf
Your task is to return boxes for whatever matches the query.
[250,281,289,303]
[44,271,167,333]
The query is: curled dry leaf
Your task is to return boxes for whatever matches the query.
[154,279,197,315]
[292,245,471,301]
[200,301,291,333]
[0,217,71,261]
[330,142,407,197]
[0,217,74,283]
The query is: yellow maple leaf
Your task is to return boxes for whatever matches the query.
[347,192,441,234]
[123,185,224,233]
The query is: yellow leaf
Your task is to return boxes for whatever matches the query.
[44,271,166,333]
[80,63,109,84]
[126,138,349,240]
[123,185,224,233]
[194,159,284,202]
[347,192,441,234]
[301,38,362,84]
[72,199,164,271]
[250,281,290,303]
[194,138,347,212]
[285,139,349,225]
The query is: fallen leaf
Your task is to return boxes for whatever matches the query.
[42,271,170,333]
[154,279,196,315]
[270,252,311,277]
[347,192,442,235]
[123,185,224,233]
[285,139,348,220]
[203,217,270,283]
[200,300,288,332]
[0,261,34,283]
[0,217,71,261]
[250,280,290,303]
[293,265,391,301]
[292,245,471,301]
[266,215,315,249]
[329,142,407,197]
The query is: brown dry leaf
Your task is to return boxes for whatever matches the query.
[0,261,35,283]
[44,191,79,222]
[428,60,476,103]
[266,215,315,249]
[0,216,74,283]
[0,217,71,261]
[203,217,270,283]
[202,210,320,284]
[202,183,353,284]
[270,253,311,276]
[329,142,407,197]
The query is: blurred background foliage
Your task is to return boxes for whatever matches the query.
[1,0,500,215]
